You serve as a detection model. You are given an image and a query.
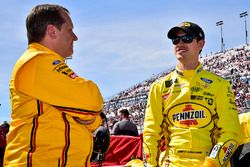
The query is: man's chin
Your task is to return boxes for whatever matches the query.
[176,56,185,61]
[65,52,73,59]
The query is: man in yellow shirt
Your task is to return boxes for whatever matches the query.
[4,4,103,167]
[143,21,240,167]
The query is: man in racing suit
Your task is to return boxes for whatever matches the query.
[4,4,103,167]
[143,21,240,167]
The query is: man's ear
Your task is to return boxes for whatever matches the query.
[46,24,56,39]
[198,39,205,50]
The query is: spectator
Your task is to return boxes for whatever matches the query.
[0,121,9,167]
[4,4,103,167]
[143,21,240,167]
[0,121,9,137]
[111,108,138,136]
[108,118,118,132]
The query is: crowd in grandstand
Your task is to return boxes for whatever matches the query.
[202,45,250,112]
[103,45,250,130]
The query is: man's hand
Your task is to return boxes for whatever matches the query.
[73,117,96,125]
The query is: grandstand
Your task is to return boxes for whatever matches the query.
[103,44,250,131]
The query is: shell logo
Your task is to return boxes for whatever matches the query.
[167,102,212,128]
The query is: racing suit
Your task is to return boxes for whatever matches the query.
[143,64,240,167]
[4,43,103,167]
[239,112,250,145]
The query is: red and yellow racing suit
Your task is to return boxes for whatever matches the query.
[4,43,103,167]
[143,64,240,167]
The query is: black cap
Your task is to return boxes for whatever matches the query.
[167,21,205,40]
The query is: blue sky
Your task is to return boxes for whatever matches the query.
[0,0,249,123]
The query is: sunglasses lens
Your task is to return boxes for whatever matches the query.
[172,35,194,45]
[182,36,193,43]
[172,37,180,45]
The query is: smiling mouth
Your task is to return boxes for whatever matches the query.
[177,49,187,53]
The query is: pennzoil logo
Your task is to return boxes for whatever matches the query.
[218,140,237,165]
[167,102,212,128]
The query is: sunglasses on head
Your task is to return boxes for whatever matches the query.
[171,35,194,45]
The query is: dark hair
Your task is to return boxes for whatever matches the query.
[26,4,69,44]
[119,108,129,117]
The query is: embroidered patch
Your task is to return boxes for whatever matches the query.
[219,140,237,165]
[165,80,173,88]
[55,64,68,73]
[168,103,212,128]
[200,77,213,84]
[69,73,78,79]
[210,144,221,159]
[52,60,61,65]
